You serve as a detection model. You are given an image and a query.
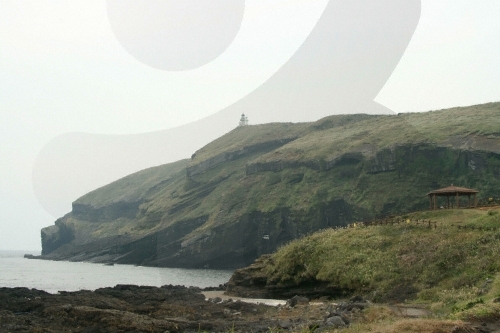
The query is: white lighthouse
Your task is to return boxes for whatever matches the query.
[238,113,249,127]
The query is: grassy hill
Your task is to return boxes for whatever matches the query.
[228,206,500,321]
[40,102,500,268]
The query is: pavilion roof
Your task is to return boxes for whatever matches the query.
[427,185,479,196]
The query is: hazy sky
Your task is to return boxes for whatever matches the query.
[1,1,499,251]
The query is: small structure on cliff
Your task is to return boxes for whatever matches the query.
[427,185,479,210]
[238,113,249,127]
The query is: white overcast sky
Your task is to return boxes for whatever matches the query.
[0,0,499,251]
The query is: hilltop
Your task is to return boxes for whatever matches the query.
[40,102,500,268]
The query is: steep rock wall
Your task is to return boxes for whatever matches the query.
[41,219,74,255]
[152,198,358,268]
[72,201,141,221]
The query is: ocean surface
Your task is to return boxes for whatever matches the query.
[0,250,234,294]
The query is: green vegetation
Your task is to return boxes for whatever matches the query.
[77,159,188,209]
[189,122,309,164]
[75,102,500,221]
[44,102,500,268]
[266,207,500,320]
[251,102,500,165]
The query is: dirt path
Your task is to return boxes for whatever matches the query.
[388,304,431,317]
[204,292,500,333]
[203,290,287,306]
[205,291,435,318]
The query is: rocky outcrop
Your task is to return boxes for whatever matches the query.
[226,254,348,300]
[226,255,273,298]
[365,146,398,174]
[0,285,386,333]
[246,152,365,175]
[0,285,283,333]
[41,219,74,255]
[72,201,141,221]
[440,134,500,153]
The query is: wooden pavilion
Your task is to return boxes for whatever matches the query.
[427,185,479,210]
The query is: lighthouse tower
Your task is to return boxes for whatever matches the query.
[238,113,249,127]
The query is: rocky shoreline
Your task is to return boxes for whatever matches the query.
[7,249,499,332]
[0,284,374,333]
[2,284,497,333]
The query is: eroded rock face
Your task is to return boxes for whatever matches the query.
[41,220,74,255]
[72,201,141,221]
[226,255,348,299]
[40,198,355,268]
[226,255,272,298]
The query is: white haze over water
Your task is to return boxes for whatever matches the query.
[0,251,233,293]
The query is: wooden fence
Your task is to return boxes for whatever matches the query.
[339,218,499,232]
[333,218,438,230]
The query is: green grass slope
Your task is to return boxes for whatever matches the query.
[76,159,188,208]
[257,207,500,319]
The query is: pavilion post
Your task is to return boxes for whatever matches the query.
[468,194,471,208]
[447,196,450,209]
[456,192,459,208]
[474,194,477,208]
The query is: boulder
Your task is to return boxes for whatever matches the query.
[324,316,346,328]
[286,295,309,307]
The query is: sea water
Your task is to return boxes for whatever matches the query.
[0,250,234,294]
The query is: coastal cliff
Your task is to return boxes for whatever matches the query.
[40,102,500,268]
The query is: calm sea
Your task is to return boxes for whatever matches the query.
[0,250,234,294]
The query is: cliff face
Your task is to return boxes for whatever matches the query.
[40,103,500,268]
[41,220,74,255]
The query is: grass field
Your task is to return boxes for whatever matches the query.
[266,206,500,321]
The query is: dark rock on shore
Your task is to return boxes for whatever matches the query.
[226,254,272,298]
[2,285,495,333]
[226,255,347,300]
[22,254,37,259]
[0,285,279,332]
[0,284,370,333]
[286,295,309,307]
